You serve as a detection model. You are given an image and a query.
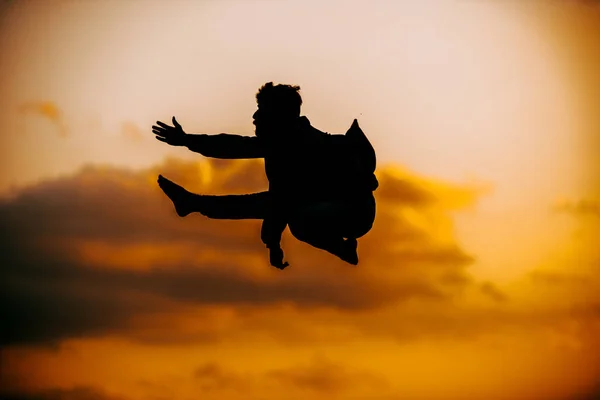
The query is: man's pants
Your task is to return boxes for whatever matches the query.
[199,191,376,245]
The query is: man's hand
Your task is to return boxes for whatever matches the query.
[152,117,187,146]
[269,247,289,270]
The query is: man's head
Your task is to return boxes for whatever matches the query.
[253,82,302,138]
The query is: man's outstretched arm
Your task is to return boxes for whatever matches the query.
[185,133,265,159]
[152,117,265,159]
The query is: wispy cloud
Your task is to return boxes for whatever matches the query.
[121,122,144,142]
[480,281,508,303]
[553,199,600,218]
[266,356,388,394]
[17,101,69,137]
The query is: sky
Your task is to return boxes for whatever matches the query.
[1,0,599,399]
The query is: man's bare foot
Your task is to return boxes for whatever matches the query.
[157,175,195,217]
[338,238,359,265]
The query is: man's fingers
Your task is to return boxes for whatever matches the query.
[152,128,166,135]
[172,116,181,128]
[151,125,168,132]
[156,121,172,129]
[155,136,168,143]
[271,259,289,269]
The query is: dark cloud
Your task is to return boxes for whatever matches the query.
[0,386,125,400]
[574,385,600,400]
[574,0,600,7]
[1,158,480,346]
[0,236,403,346]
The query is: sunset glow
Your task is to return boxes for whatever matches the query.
[1,1,599,399]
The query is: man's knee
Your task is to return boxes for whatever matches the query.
[348,219,374,239]
[288,202,359,240]
[288,218,314,242]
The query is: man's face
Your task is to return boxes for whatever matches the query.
[253,101,299,138]
[253,105,277,137]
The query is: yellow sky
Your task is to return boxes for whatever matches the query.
[1,1,599,400]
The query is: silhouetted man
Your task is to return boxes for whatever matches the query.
[152,82,378,269]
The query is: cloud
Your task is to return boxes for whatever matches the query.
[553,199,600,218]
[529,270,592,286]
[0,386,125,400]
[18,101,69,137]
[193,363,250,393]
[266,356,388,394]
[574,385,600,400]
[480,281,509,302]
[1,359,389,400]
[1,157,482,346]
[574,0,600,7]
[121,122,144,142]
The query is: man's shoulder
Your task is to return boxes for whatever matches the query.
[297,117,352,148]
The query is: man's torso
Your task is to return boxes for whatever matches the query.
[263,117,377,205]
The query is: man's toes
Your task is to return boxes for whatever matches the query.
[158,176,181,192]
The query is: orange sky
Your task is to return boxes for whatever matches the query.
[1,1,599,400]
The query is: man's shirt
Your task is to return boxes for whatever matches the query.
[185,116,378,247]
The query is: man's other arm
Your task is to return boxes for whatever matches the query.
[261,214,289,269]
[185,134,265,159]
[261,214,287,250]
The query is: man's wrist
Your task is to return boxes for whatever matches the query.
[182,133,192,147]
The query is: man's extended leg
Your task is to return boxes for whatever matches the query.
[158,175,270,219]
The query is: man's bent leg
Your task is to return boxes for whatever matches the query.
[158,175,270,220]
[293,229,358,265]
[287,202,357,264]
[287,195,376,264]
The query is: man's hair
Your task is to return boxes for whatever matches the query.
[256,82,302,116]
